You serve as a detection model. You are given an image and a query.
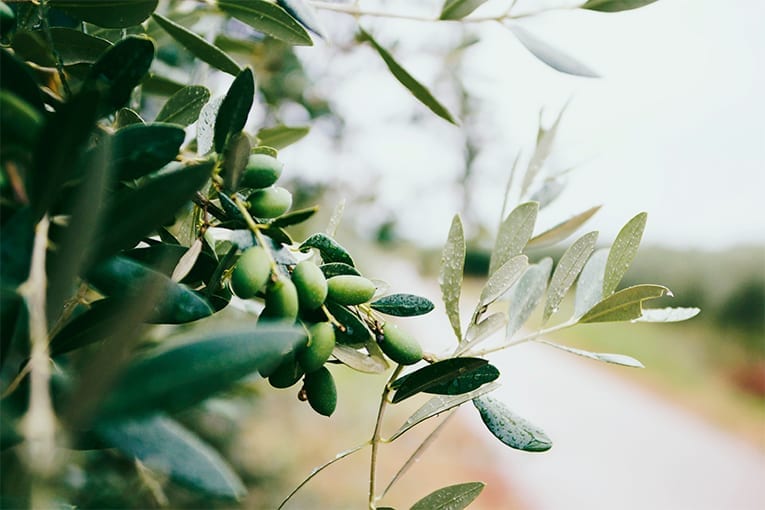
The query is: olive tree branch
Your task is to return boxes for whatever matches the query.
[369,364,403,509]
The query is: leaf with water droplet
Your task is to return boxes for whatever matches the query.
[410,482,485,510]
[578,284,670,323]
[543,231,598,323]
[574,248,608,318]
[473,396,552,452]
[539,340,643,368]
[527,205,601,249]
[479,254,528,308]
[506,258,552,339]
[440,215,465,342]
[489,201,538,275]
[603,212,647,296]
[459,312,507,354]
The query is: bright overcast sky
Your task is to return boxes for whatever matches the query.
[282,0,764,250]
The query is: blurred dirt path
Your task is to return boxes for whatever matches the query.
[370,254,765,510]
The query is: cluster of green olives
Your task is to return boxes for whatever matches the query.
[241,153,293,219]
[228,154,424,417]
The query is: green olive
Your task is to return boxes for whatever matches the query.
[326,275,376,305]
[292,261,328,310]
[268,357,304,389]
[379,324,423,366]
[261,274,299,322]
[298,322,336,373]
[248,186,292,218]
[240,153,283,189]
[230,246,271,299]
[304,366,337,417]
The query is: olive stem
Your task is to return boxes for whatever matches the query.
[277,441,371,509]
[368,364,404,509]
[233,195,279,273]
[320,304,344,330]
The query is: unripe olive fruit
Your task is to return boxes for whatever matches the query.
[304,366,337,417]
[248,186,292,218]
[230,246,271,299]
[268,357,304,389]
[292,261,328,310]
[240,153,283,189]
[379,324,423,366]
[326,275,376,305]
[261,274,299,322]
[298,322,336,373]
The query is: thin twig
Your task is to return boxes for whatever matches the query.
[369,364,403,509]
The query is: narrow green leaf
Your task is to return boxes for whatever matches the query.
[110,123,185,180]
[49,0,158,28]
[637,307,700,323]
[197,95,224,155]
[299,233,354,266]
[214,68,254,153]
[602,212,647,296]
[410,482,485,510]
[521,105,568,198]
[506,258,552,338]
[489,201,538,275]
[460,312,506,353]
[359,28,457,125]
[529,175,565,209]
[391,358,498,404]
[50,299,124,356]
[325,302,372,347]
[124,243,217,284]
[85,36,155,116]
[256,125,310,149]
[370,294,435,317]
[509,25,599,78]
[581,0,659,12]
[479,254,528,308]
[97,415,245,500]
[440,215,465,341]
[152,13,241,76]
[539,340,644,368]
[97,324,306,419]
[527,205,601,249]
[30,91,99,222]
[388,381,499,441]
[93,161,213,261]
[439,0,489,20]
[48,28,112,64]
[276,0,327,38]
[574,248,608,318]
[473,396,552,452]
[319,262,360,279]
[543,231,598,323]
[86,256,214,324]
[0,48,46,112]
[271,206,318,228]
[156,85,211,126]
[578,284,670,323]
[218,0,313,46]
[221,132,251,193]
[332,343,389,374]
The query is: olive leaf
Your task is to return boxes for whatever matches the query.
[538,340,644,368]
[271,207,318,228]
[49,0,158,28]
[410,482,485,510]
[473,396,552,452]
[370,294,435,317]
[256,125,310,149]
[156,85,211,126]
[109,123,185,180]
[636,307,700,323]
[299,233,355,266]
[152,13,241,76]
[359,28,457,125]
[46,28,112,64]
[509,24,599,78]
[391,358,498,403]
[527,205,601,249]
[214,68,255,153]
[218,0,313,46]
[578,284,671,323]
[581,0,659,12]
[439,0,489,20]
[115,108,144,127]
[96,415,245,500]
[332,343,389,374]
[543,231,598,323]
[478,254,528,309]
[521,104,568,199]
[440,215,465,342]
[603,212,647,296]
[506,257,552,338]
[489,201,538,275]
[276,0,326,38]
[573,248,609,318]
[320,262,361,278]
[460,312,506,354]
